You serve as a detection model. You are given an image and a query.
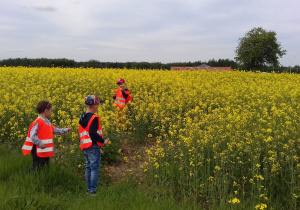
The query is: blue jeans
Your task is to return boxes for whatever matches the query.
[83,144,101,192]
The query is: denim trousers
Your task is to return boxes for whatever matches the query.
[83,144,101,192]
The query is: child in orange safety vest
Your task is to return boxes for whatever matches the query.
[79,94,109,195]
[113,78,132,129]
[113,78,132,109]
[22,101,71,172]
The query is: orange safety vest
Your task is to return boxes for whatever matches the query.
[114,89,131,108]
[79,115,103,150]
[22,118,54,158]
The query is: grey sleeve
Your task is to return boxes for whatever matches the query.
[30,123,45,147]
[53,127,69,135]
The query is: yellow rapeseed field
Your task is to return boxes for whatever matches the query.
[1,67,300,208]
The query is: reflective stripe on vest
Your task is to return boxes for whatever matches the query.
[79,130,102,139]
[79,131,89,138]
[22,118,54,157]
[80,138,92,145]
[37,147,54,153]
[79,115,103,150]
[114,89,126,108]
[22,144,33,151]
[116,97,125,100]
[22,137,33,152]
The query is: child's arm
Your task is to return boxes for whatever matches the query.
[89,118,105,144]
[123,89,131,103]
[53,127,71,135]
[122,88,129,99]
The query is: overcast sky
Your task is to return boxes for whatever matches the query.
[1,0,299,66]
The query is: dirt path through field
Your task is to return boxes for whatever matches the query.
[105,136,155,183]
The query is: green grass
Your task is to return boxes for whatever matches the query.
[2,144,282,210]
[0,144,192,210]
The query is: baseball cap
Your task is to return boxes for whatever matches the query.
[85,94,105,105]
[116,78,125,84]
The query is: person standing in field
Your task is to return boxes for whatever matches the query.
[22,101,71,172]
[113,78,132,130]
[79,94,109,195]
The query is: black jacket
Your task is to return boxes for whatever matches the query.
[79,113,104,144]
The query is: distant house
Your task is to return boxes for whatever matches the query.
[170,65,232,71]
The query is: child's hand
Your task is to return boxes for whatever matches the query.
[40,144,47,149]
[67,128,71,132]
[104,139,109,145]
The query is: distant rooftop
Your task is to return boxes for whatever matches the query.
[198,64,210,68]
[170,66,232,71]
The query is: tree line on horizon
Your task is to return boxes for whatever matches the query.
[0,57,236,69]
[0,57,298,73]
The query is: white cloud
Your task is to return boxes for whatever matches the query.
[33,6,57,12]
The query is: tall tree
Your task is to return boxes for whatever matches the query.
[235,27,286,70]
